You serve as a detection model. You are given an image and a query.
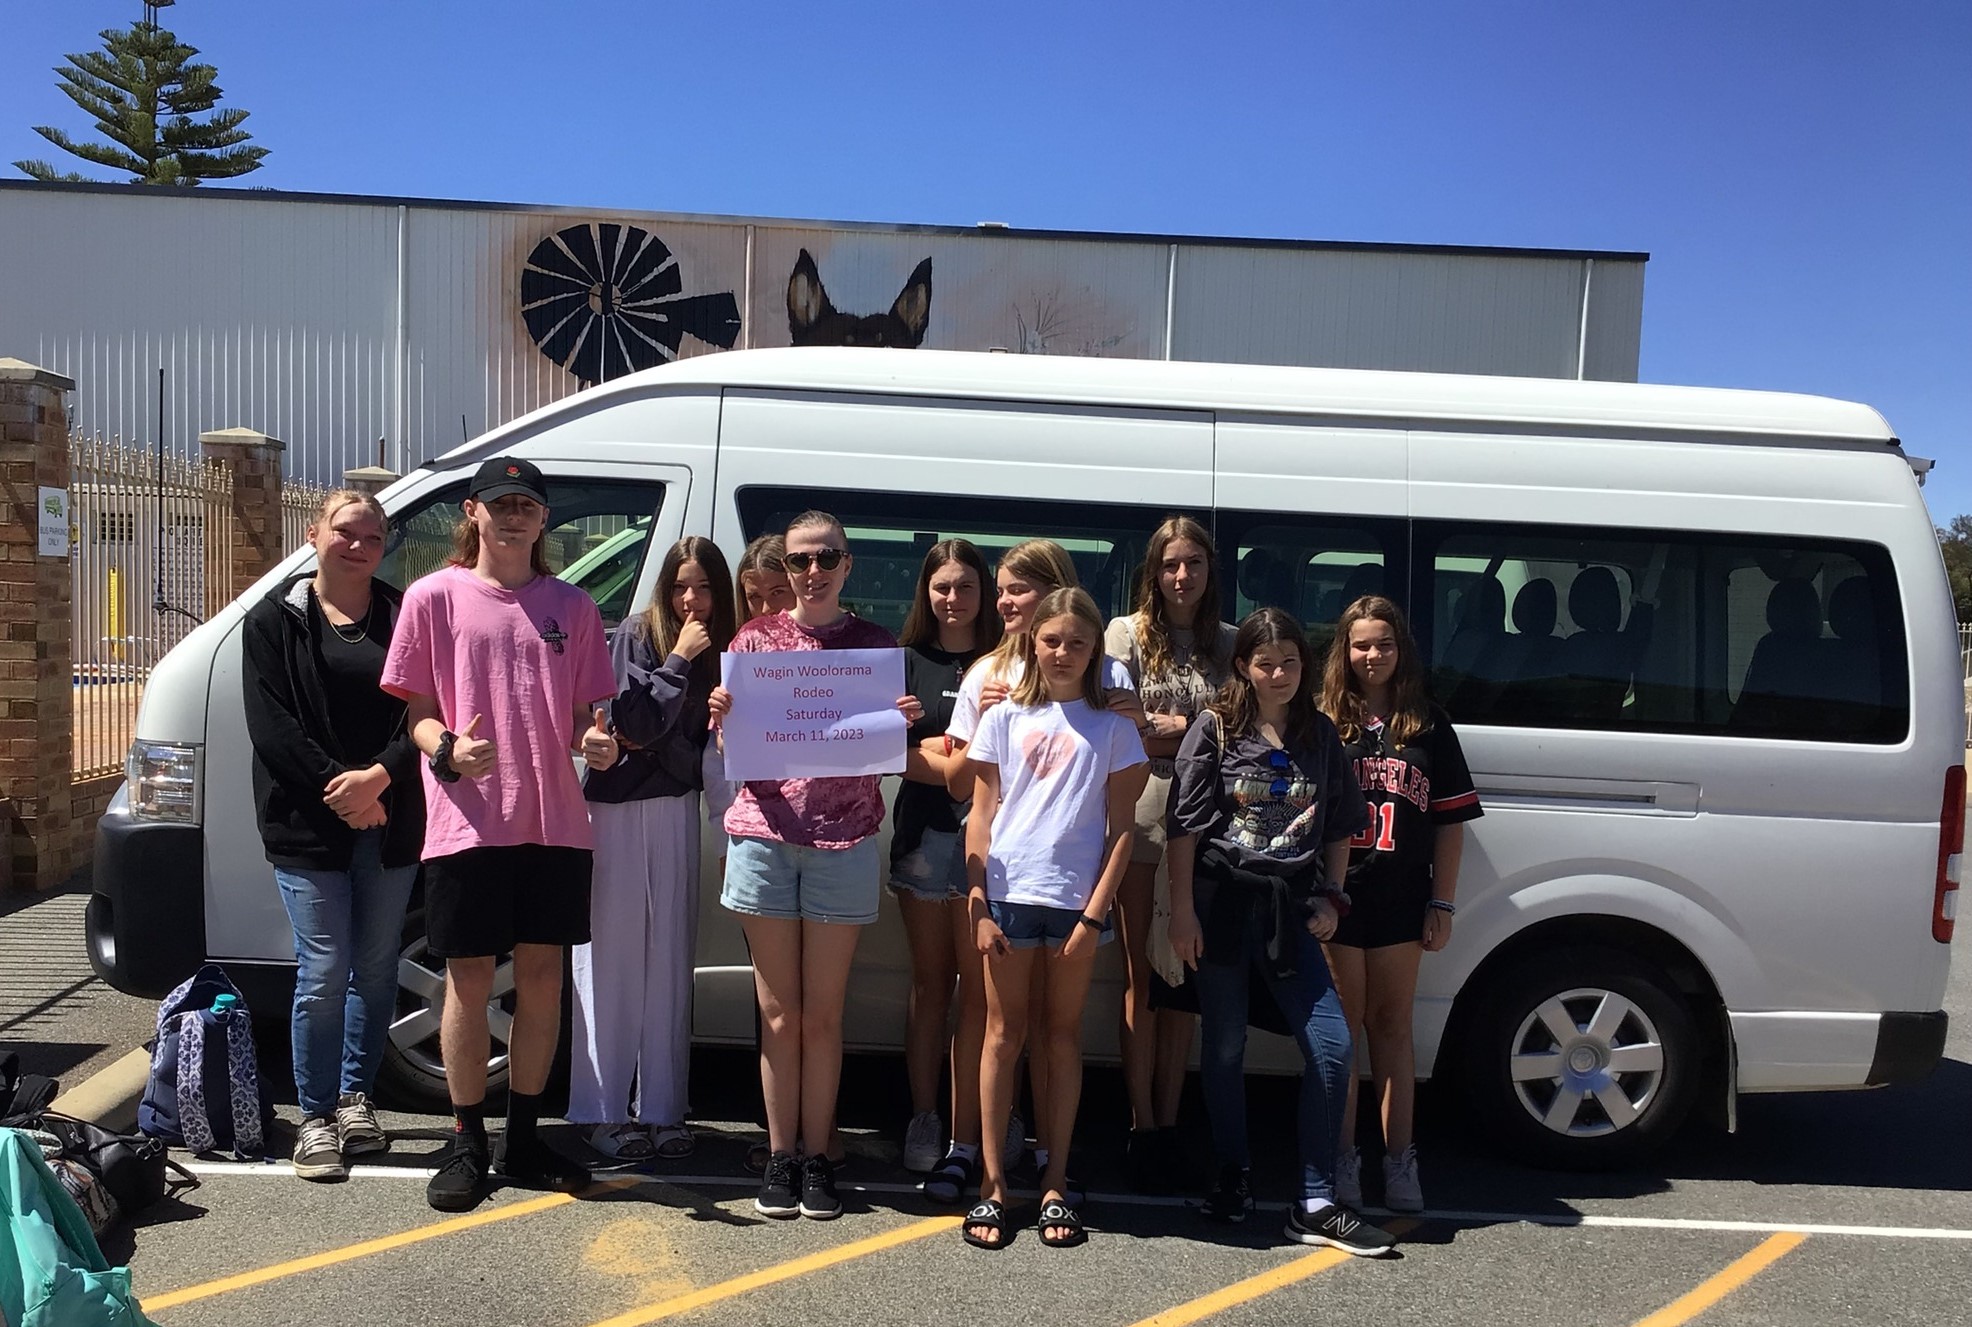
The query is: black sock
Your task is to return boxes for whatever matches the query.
[506,1090,541,1151]
[452,1102,489,1154]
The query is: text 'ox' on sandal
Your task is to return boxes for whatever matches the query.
[962,1199,1010,1250]
[1038,1198,1087,1249]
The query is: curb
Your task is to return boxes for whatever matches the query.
[47,1047,151,1131]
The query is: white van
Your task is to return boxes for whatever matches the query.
[90,348,1959,1166]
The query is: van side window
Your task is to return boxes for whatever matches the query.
[1420,522,1908,743]
[1217,514,1405,660]
[734,488,1192,635]
[375,479,666,629]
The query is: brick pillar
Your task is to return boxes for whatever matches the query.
[0,358,77,892]
[341,465,399,496]
[200,427,286,602]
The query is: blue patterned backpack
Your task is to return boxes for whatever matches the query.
[137,966,271,1161]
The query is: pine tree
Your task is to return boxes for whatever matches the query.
[14,2,267,186]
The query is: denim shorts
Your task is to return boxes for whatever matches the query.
[987,899,1114,950]
[888,826,966,903]
[721,834,881,926]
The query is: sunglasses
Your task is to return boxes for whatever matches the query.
[781,549,847,572]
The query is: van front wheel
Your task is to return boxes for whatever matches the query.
[1464,948,1700,1168]
[373,909,516,1112]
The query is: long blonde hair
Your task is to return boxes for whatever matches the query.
[984,538,1079,673]
[1131,515,1223,679]
[1320,594,1430,747]
[1009,587,1108,708]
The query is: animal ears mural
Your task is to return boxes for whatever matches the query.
[520,223,742,384]
[787,248,933,348]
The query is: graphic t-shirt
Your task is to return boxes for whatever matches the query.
[967,698,1147,910]
[892,641,985,855]
[381,565,614,858]
[1103,616,1239,778]
[722,610,899,849]
[1168,710,1368,877]
[1341,705,1483,897]
[946,652,1135,745]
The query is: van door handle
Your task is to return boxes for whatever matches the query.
[1471,774,1699,817]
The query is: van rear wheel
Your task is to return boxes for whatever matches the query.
[1463,947,1700,1169]
[373,907,516,1111]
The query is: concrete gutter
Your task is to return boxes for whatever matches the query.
[46,1047,152,1131]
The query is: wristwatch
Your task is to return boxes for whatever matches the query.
[1077,913,1104,932]
[430,729,462,783]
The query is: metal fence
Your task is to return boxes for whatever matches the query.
[1960,623,1972,680]
[68,433,235,779]
[281,481,330,556]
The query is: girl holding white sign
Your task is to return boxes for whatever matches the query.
[708,511,921,1223]
[573,536,736,1163]
[961,587,1148,1251]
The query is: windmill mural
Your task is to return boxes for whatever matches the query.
[520,223,743,384]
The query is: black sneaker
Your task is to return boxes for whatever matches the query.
[1284,1202,1397,1257]
[1201,1165,1254,1223]
[496,1137,592,1194]
[755,1151,801,1218]
[293,1116,346,1182]
[426,1143,490,1212]
[799,1153,843,1220]
[1127,1129,1168,1194]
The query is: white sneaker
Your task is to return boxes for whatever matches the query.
[1334,1145,1363,1209]
[1382,1144,1424,1213]
[903,1111,943,1173]
[1003,1111,1028,1172]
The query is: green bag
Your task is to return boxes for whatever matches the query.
[0,1128,157,1326]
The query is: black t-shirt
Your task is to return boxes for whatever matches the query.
[316,613,397,767]
[1341,704,1483,900]
[892,642,984,853]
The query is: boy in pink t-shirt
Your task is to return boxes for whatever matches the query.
[381,456,618,1213]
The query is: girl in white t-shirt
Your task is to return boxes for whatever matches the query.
[960,587,1148,1251]
[925,539,1137,1206]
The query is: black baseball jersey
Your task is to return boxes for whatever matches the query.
[1341,704,1482,899]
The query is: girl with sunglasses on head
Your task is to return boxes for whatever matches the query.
[572,537,737,1164]
[1103,515,1237,1192]
[960,587,1147,1251]
[927,538,1138,1205]
[1165,608,1395,1257]
[708,511,922,1222]
[1319,595,1480,1214]
[888,541,1003,1175]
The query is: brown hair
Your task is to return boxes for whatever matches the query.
[979,538,1080,679]
[640,537,738,686]
[735,534,787,619]
[1010,587,1107,708]
[1131,515,1223,679]
[308,489,387,539]
[786,509,847,545]
[1209,607,1322,750]
[899,539,1003,654]
[1321,594,1430,747]
[449,498,552,575]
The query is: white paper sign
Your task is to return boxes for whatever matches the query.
[38,487,68,557]
[720,647,907,781]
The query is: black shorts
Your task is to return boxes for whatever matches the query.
[423,843,593,959]
[1330,882,1428,950]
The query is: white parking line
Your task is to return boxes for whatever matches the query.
[179,1162,1972,1239]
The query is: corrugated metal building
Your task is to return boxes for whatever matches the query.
[0,180,1647,484]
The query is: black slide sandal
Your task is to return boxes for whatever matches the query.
[963,1199,1010,1250]
[924,1150,974,1205]
[1038,1199,1087,1248]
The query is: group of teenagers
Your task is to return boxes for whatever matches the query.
[242,454,1481,1260]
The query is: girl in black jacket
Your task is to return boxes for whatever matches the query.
[242,490,424,1183]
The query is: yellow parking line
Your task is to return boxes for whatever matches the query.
[1630,1232,1807,1327]
[143,1182,632,1313]
[585,1215,962,1327]
[1128,1218,1419,1327]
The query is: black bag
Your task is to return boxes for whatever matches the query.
[0,1052,60,1121]
[10,1111,197,1216]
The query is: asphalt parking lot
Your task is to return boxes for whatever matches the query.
[9,885,1971,1326]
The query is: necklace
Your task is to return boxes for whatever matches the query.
[327,600,371,644]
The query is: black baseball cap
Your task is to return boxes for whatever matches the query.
[469,455,548,505]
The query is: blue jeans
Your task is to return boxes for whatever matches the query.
[273,829,418,1118]
[1193,911,1353,1205]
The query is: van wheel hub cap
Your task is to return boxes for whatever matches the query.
[1508,988,1666,1137]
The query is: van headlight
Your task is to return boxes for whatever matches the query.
[126,741,201,824]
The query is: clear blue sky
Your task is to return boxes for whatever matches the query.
[5,1,1968,517]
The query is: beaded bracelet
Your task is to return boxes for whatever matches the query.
[1426,899,1457,915]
